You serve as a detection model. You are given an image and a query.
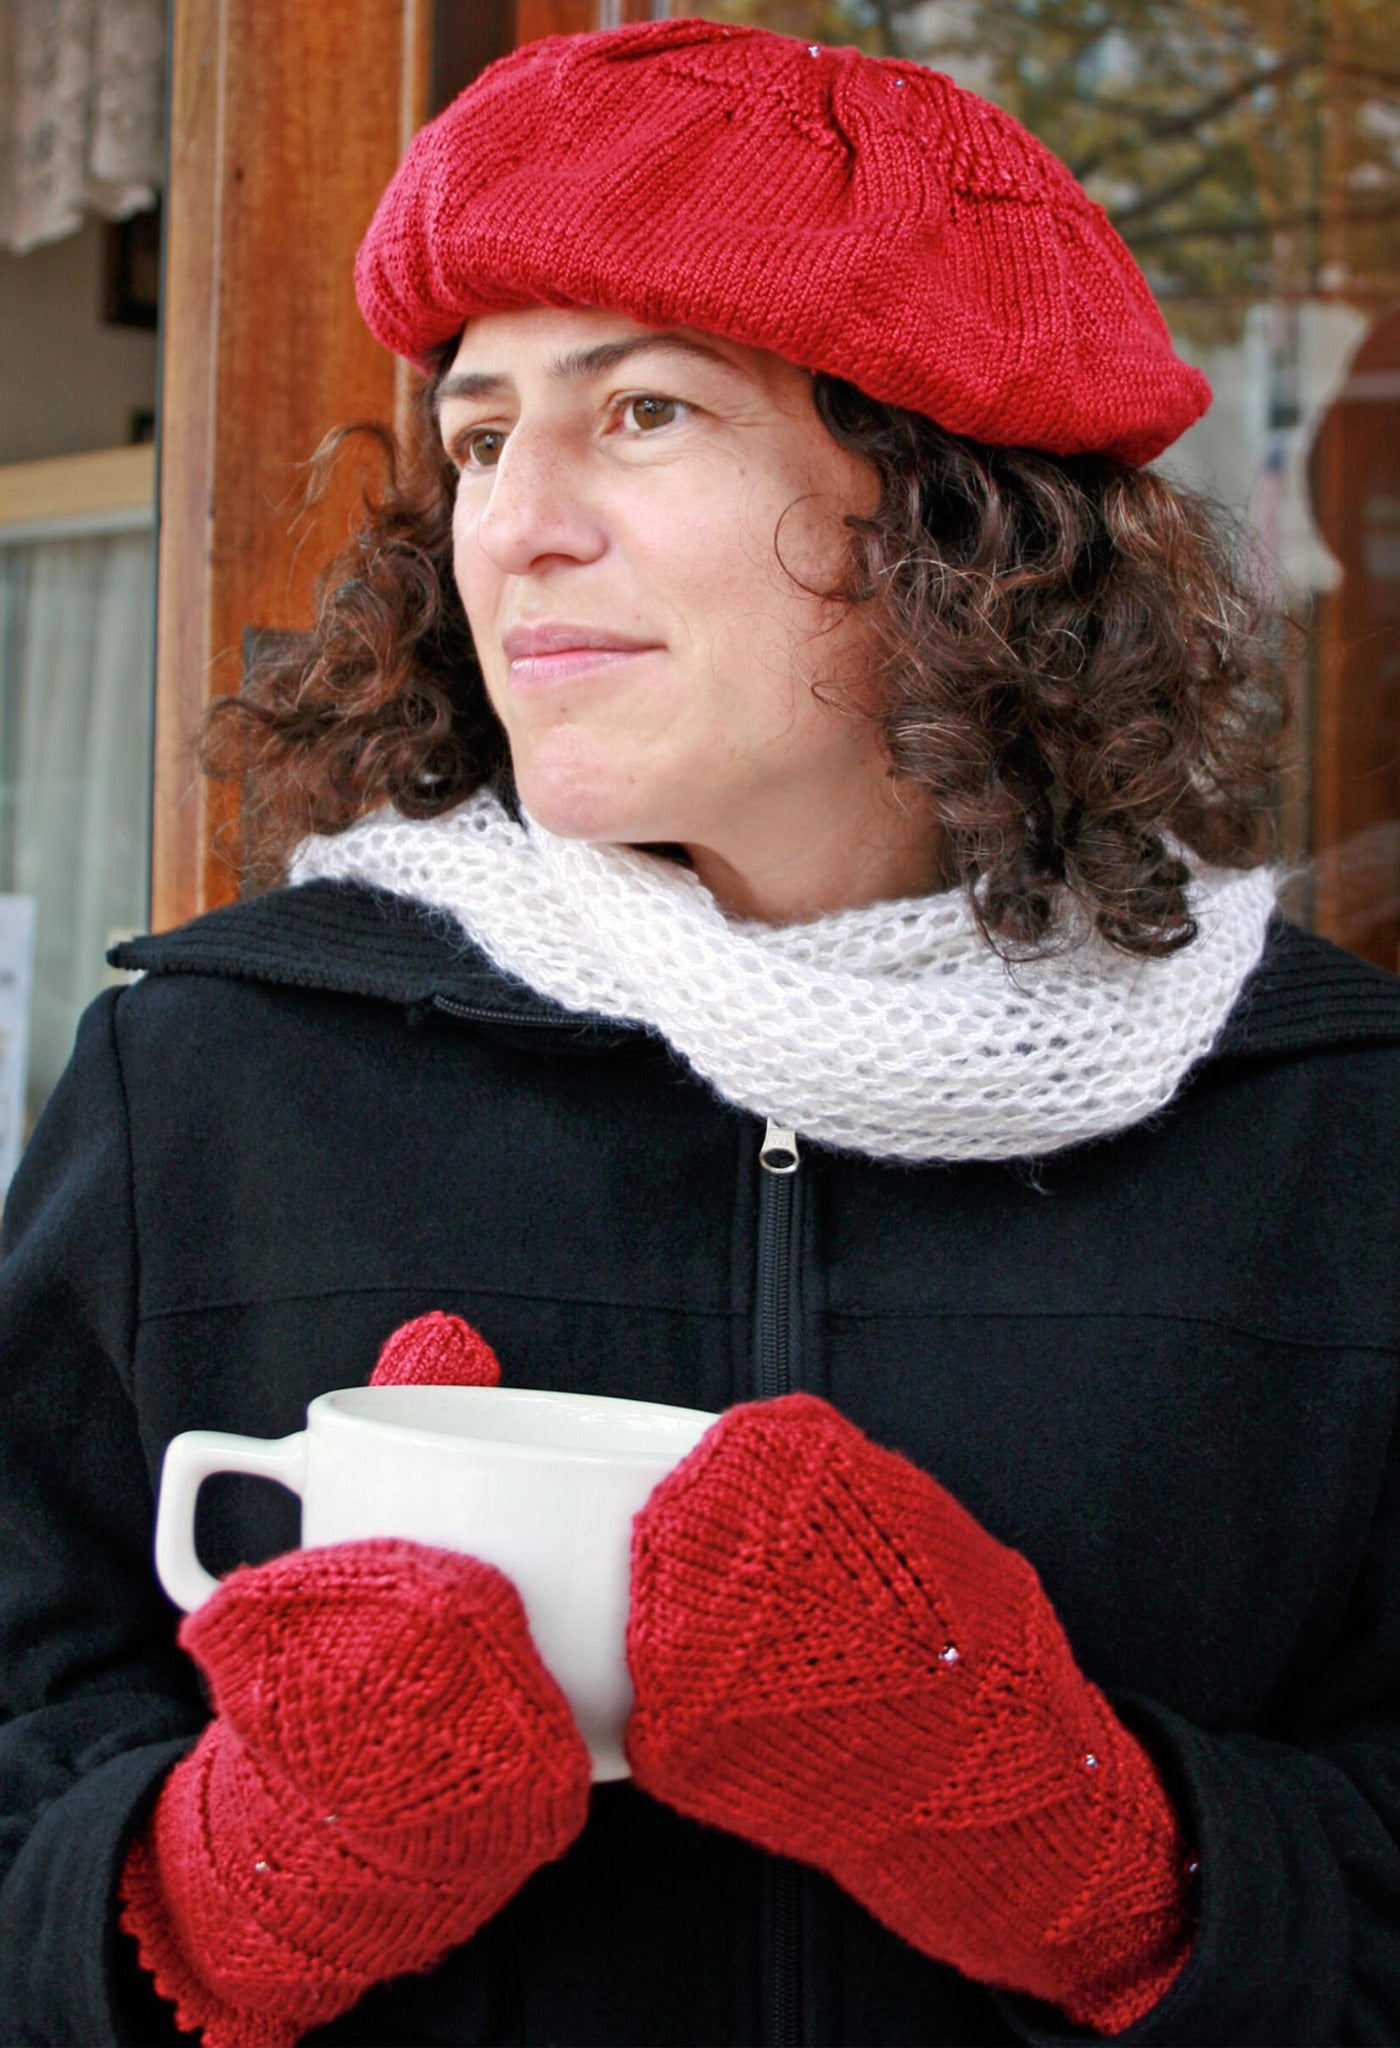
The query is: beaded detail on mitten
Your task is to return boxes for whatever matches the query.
[120,1540,590,2048]
[626,1395,1193,2034]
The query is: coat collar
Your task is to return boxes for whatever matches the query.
[110,878,1400,1066]
[110,880,638,1043]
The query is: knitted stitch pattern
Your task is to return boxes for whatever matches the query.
[627,1396,1192,2033]
[292,792,1277,1164]
[119,1541,591,2048]
[355,19,1210,465]
[372,1308,502,1387]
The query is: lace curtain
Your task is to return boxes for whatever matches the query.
[0,528,154,1136]
[0,0,166,255]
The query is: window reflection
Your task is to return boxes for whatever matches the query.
[673,0,1400,967]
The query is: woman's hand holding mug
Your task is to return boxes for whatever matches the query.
[130,1313,721,2048]
[121,1538,592,2048]
[132,1317,1193,2046]
[122,1315,592,2048]
[625,1394,1197,2035]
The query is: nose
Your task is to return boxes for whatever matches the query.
[466,425,607,577]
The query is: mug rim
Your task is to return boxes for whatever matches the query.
[309,1383,719,1466]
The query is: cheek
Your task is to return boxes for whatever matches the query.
[669,488,806,649]
[451,497,477,599]
[450,497,474,604]
[703,495,857,687]
[452,504,502,660]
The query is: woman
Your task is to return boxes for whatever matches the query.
[2,18,1399,2047]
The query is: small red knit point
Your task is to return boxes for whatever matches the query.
[371,1312,502,1388]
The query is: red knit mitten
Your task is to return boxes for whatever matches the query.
[120,1540,591,2048]
[626,1395,1193,2034]
[371,1310,503,1387]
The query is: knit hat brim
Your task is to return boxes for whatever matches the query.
[356,19,1210,466]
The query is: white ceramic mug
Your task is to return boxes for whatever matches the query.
[155,1383,718,1781]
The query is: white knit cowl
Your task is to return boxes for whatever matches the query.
[291,791,1278,1164]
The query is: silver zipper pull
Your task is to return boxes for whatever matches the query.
[760,1120,801,1175]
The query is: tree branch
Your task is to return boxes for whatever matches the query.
[1070,53,1306,181]
[1128,194,1400,248]
[1108,154,1222,230]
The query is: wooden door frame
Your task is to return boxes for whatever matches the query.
[153,1,645,931]
[153,0,437,928]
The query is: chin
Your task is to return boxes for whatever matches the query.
[513,753,679,847]
[512,770,666,848]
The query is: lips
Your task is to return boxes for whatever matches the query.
[502,622,661,661]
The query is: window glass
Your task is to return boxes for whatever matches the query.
[0,528,154,1158]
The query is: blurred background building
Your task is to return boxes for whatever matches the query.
[0,0,1396,1179]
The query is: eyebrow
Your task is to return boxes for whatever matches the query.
[432,333,743,414]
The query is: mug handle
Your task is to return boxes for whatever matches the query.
[155,1428,308,1613]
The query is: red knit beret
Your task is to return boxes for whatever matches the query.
[355,17,1210,466]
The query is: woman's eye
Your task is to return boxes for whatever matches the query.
[451,428,506,471]
[623,395,684,433]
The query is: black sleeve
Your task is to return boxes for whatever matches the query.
[0,990,206,2048]
[1001,1406,1400,2045]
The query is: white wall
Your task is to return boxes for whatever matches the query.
[0,218,158,465]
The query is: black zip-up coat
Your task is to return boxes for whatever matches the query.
[3,880,1400,2047]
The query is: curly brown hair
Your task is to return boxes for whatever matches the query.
[206,360,1286,958]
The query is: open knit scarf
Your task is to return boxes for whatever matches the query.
[291,791,1277,1164]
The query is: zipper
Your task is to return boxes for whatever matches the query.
[755,1118,802,2048]
[755,1119,800,1399]
[431,993,571,1028]
[430,991,642,1046]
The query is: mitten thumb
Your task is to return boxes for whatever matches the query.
[372,1311,502,1387]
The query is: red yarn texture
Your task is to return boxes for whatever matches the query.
[356,18,1209,465]
[119,1540,590,2048]
[627,1395,1193,2033]
[372,1309,503,1387]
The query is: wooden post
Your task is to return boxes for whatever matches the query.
[153,0,632,929]
[515,0,662,34]
[1308,308,1400,970]
[516,0,602,41]
[153,0,434,930]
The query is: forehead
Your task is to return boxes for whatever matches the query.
[451,305,685,366]
[441,305,807,405]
